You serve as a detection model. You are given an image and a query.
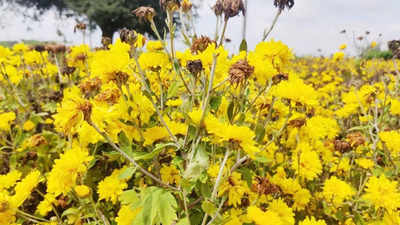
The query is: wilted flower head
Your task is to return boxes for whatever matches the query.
[388,40,400,59]
[181,0,193,13]
[213,0,245,21]
[160,0,180,11]
[186,60,203,76]
[101,37,112,48]
[132,6,156,22]
[229,59,254,85]
[191,36,216,54]
[119,28,137,45]
[273,0,294,10]
[74,23,87,32]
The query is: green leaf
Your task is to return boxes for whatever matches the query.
[133,143,176,161]
[61,207,80,218]
[183,144,209,181]
[176,217,190,225]
[119,167,136,180]
[201,200,217,215]
[253,155,271,164]
[133,187,178,225]
[227,101,235,123]
[209,96,222,111]
[120,189,139,205]
[255,123,265,143]
[167,81,180,99]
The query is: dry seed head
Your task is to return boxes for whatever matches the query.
[74,23,87,32]
[119,28,138,45]
[346,132,365,147]
[132,7,156,22]
[95,89,121,105]
[229,59,254,85]
[101,37,112,48]
[160,0,180,11]
[181,0,193,13]
[77,101,93,123]
[388,40,400,59]
[273,0,294,10]
[61,66,76,75]
[334,139,351,153]
[28,134,48,148]
[221,0,245,20]
[191,36,216,54]
[79,77,102,97]
[186,60,203,76]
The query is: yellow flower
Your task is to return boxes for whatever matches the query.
[390,99,400,116]
[0,170,21,191]
[219,172,249,207]
[47,145,92,196]
[379,131,400,156]
[160,164,181,185]
[0,111,16,131]
[268,199,295,225]
[98,167,131,204]
[292,188,311,211]
[10,170,40,208]
[333,52,345,61]
[272,75,318,106]
[116,205,141,225]
[322,176,355,207]
[355,158,374,170]
[299,216,327,225]
[292,142,322,181]
[146,40,164,51]
[247,206,283,225]
[339,44,347,50]
[74,185,91,198]
[23,120,35,131]
[363,175,400,211]
[371,41,377,48]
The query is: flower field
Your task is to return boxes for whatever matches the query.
[1,1,400,225]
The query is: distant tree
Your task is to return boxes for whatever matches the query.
[3,0,168,39]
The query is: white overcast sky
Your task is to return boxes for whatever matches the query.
[0,0,399,55]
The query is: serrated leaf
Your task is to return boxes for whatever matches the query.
[133,143,176,161]
[119,167,136,180]
[183,145,209,181]
[176,217,190,225]
[201,200,217,215]
[133,187,178,225]
[119,189,139,205]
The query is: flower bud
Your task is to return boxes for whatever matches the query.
[74,185,91,198]
[273,0,294,10]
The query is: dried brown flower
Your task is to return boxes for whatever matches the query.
[191,36,216,54]
[61,66,76,75]
[32,45,46,52]
[132,7,156,22]
[388,40,400,59]
[229,59,254,85]
[79,77,102,97]
[274,0,294,10]
[213,0,245,20]
[272,73,289,84]
[28,134,48,148]
[186,60,203,75]
[160,0,180,11]
[251,177,281,195]
[119,28,138,45]
[95,89,121,105]
[334,139,351,153]
[101,37,112,49]
[346,132,365,147]
[181,0,193,13]
[77,101,92,122]
[288,118,306,128]
[74,23,87,32]
[45,44,66,54]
